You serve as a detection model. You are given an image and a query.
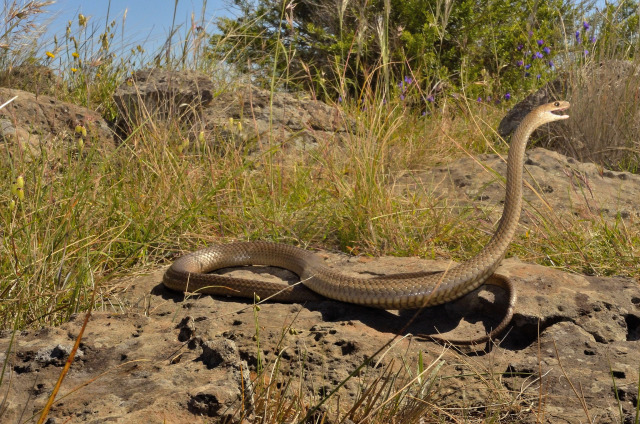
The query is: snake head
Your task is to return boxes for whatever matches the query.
[534,100,570,123]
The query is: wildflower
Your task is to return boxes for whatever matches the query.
[404,75,413,84]
[535,52,544,59]
[543,46,551,55]
[590,36,597,43]
[584,49,589,56]
[548,60,555,68]
[517,44,523,51]
[75,125,87,137]
[71,68,77,72]
[517,60,524,67]
[575,30,580,42]
[46,51,55,59]
[399,94,405,101]
[537,39,544,46]
[583,21,590,30]
[536,74,541,80]
[505,92,511,100]
[72,52,79,58]
[525,64,532,70]
[477,97,482,102]
[426,95,434,102]
[338,95,342,103]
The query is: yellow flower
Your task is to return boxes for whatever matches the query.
[71,68,78,73]
[72,52,79,58]
[46,51,55,59]
[75,125,87,136]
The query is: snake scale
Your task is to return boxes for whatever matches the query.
[164,101,570,344]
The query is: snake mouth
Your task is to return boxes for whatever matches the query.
[551,107,569,118]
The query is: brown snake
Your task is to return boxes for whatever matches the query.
[164,101,570,345]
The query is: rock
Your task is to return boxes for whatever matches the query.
[112,69,349,152]
[113,69,215,132]
[396,147,640,226]
[0,87,115,157]
[2,252,638,422]
[0,64,63,96]
[201,84,349,152]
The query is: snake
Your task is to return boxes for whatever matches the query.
[163,101,570,345]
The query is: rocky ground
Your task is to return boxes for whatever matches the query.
[2,252,638,423]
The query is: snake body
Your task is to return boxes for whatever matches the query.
[163,101,570,343]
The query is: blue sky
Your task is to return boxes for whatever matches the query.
[44,0,237,53]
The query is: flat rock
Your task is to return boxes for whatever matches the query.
[2,252,638,423]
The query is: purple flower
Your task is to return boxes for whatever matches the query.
[536,74,541,80]
[575,30,581,42]
[525,72,530,77]
[399,94,405,101]
[536,52,544,59]
[517,60,524,67]
[477,97,482,102]
[338,95,342,103]
[583,21,590,30]
[543,46,551,55]
[505,92,511,100]
[517,44,523,51]
[537,39,544,46]
[404,75,413,84]
[421,111,426,116]
[525,63,532,70]
[584,49,589,56]
[548,60,555,69]
[427,95,434,103]
[398,81,404,89]
[590,36,597,43]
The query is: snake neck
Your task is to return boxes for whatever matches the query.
[462,115,538,273]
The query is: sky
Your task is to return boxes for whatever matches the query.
[43,0,238,54]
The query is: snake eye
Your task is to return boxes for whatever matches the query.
[554,101,560,107]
